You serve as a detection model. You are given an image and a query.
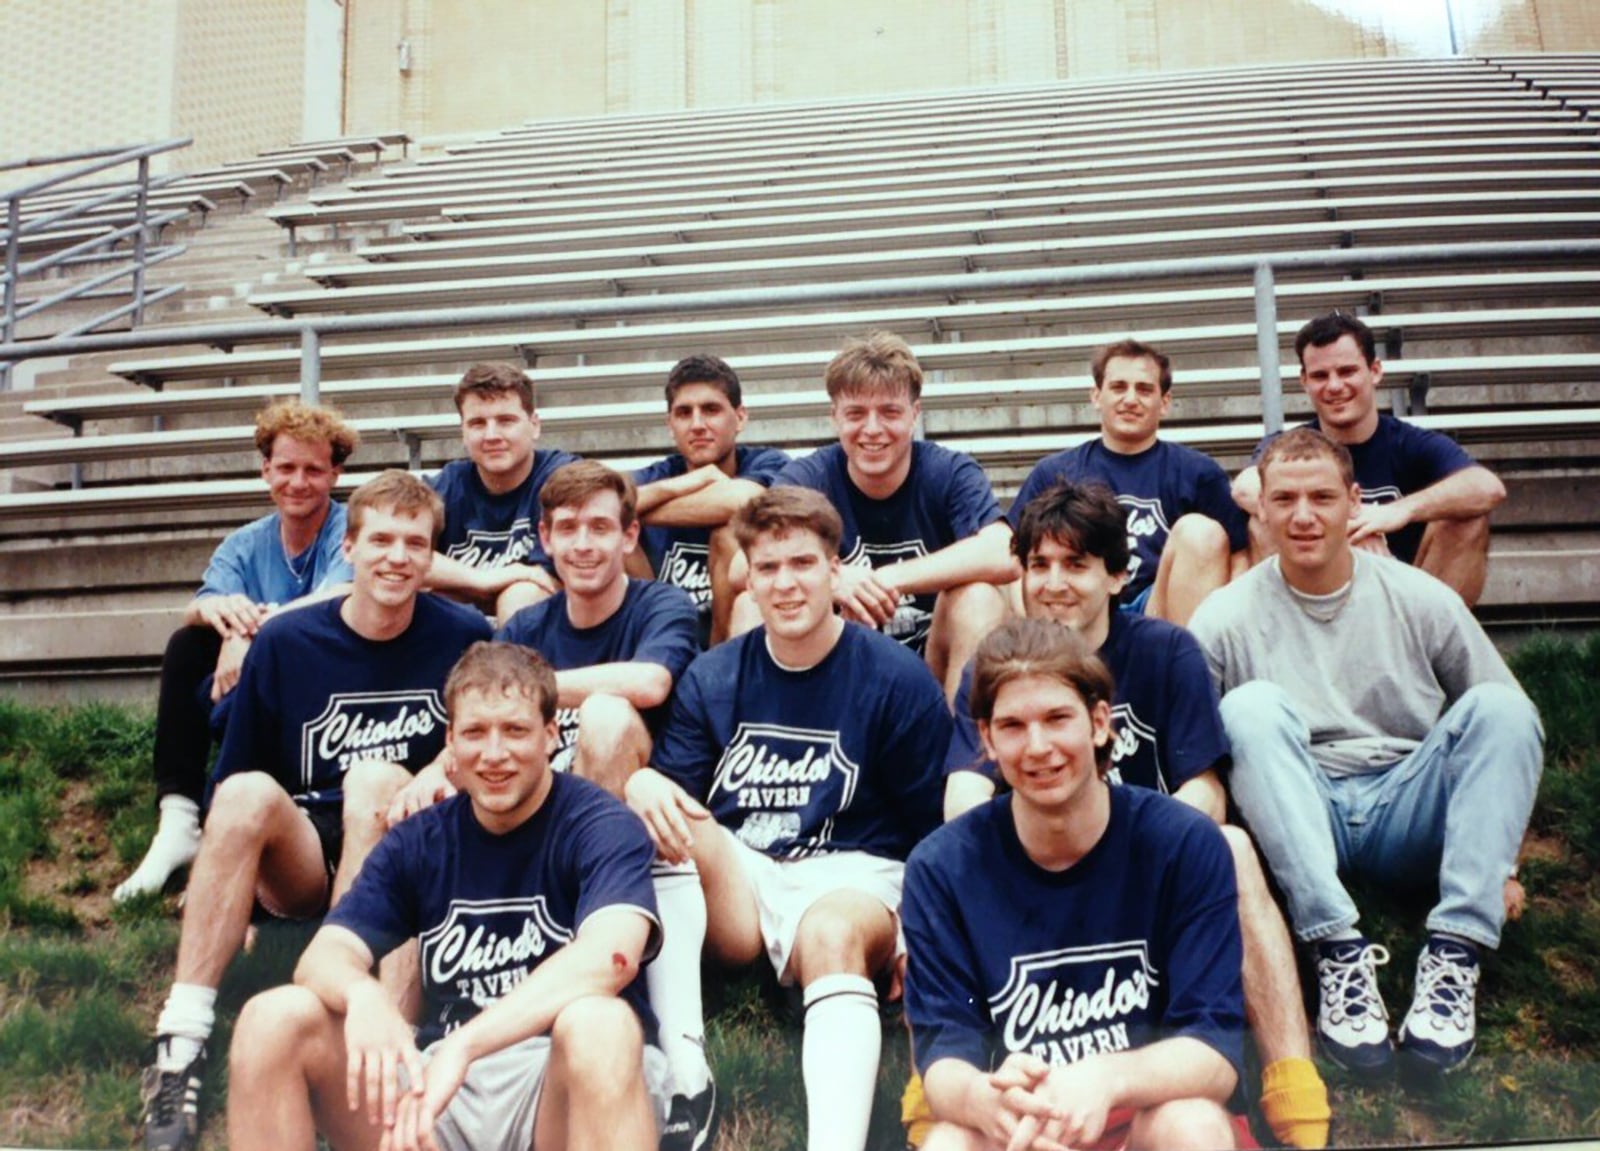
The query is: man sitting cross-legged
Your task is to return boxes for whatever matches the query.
[904,618,1249,1151]
[1230,312,1506,605]
[117,399,360,903]
[427,361,581,619]
[917,480,1328,1149]
[1008,338,1250,626]
[1191,428,1543,1080]
[138,471,491,1151]
[626,486,953,1151]
[631,353,791,646]
[224,641,671,1151]
[757,330,1014,701]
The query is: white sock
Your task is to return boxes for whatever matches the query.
[646,862,710,1097]
[802,973,881,1151]
[155,982,217,1069]
[114,796,201,903]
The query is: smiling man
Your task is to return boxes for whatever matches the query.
[1231,313,1506,605]
[224,641,669,1151]
[1009,339,1249,626]
[117,400,361,904]
[632,354,790,646]
[762,331,1013,700]
[138,471,491,1151]
[626,486,951,1151]
[1191,428,1543,1080]
[427,362,581,619]
[923,481,1329,1148]
[902,618,1248,1151]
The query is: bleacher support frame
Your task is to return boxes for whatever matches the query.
[3,238,1598,472]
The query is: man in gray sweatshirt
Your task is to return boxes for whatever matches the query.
[1189,427,1542,1082]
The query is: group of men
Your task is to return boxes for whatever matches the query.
[126,311,1543,1151]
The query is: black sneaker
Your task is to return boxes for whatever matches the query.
[140,1041,205,1151]
[660,1078,717,1151]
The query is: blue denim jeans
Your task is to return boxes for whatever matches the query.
[1220,681,1543,950]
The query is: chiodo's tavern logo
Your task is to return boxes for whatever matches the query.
[842,538,931,644]
[299,691,445,786]
[1107,702,1160,790]
[709,723,860,856]
[1116,496,1169,582]
[420,897,575,1017]
[659,540,712,606]
[446,521,535,568]
[988,942,1160,1066]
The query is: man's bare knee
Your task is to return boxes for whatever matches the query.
[230,985,335,1079]
[552,996,644,1082]
[497,579,554,621]
[1169,514,1230,562]
[1134,1098,1235,1151]
[342,760,410,820]
[921,1122,990,1151]
[792,894,894,982]
[573,694,649,793]
[207,773,294,842]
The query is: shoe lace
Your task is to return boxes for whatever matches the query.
[1413,946,1478,1027]
[1320,943,1390,1025]
[145,1067,187,1125]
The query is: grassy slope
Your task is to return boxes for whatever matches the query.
[1,634,1599,1148]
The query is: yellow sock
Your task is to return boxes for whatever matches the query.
[1260,1057,1331,1150]
[901,1070,934,1149]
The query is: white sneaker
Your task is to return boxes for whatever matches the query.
[1314,937,1395,1077]
[1397,936,1480,1076]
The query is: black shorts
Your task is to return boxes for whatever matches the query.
[252,803,343,921]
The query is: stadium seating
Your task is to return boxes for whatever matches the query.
[1,57,1595,697]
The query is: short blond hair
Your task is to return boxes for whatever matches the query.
[346,470,445,548]
[824,330,923,403]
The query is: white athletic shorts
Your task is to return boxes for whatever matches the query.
[724,832,906,984]
[417,1032,672,1151]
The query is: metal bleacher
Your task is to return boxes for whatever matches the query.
[1,56,1597,696]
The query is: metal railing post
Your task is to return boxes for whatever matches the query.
[1,197,18,391]
[1254,261,1283,436]
[131,155,150,327]
[300,327,321,404]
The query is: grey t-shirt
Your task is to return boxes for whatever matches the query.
[1188,553,1522,776]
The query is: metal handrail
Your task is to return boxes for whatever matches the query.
[2,238,1598,430]
[2,139,194,387]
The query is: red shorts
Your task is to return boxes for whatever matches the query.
[1086,1106,1258,1151]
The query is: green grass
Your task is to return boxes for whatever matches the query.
[2,632,1600,1147]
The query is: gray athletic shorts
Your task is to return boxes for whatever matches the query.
[420,1032,673,1150]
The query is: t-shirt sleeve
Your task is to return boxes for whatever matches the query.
[312,521,354,590]
[772,452,826,491]
[943,450,1003,539]
[631,457,679,486]
[565,790,663,963]
[944,661,997,781]
[1005,456,1057,528]
[1158,817,1246,1077]
[650,663,720,799]
[1184,598,1231,696]
[631,587,701,683]
[324,825,418,963]
[1159,629,1231,787]
[741,447,792,486]
[885,673,954,846]
[1396,422,1475,489]
[903,845,992,1075]
[1193,461,1250,554]
[196,529,259,600]
[1429,591,1524,705]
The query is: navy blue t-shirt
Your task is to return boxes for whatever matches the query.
[775,441,1001,653]
[1253,414,1474,566]
[1009,440,1248,602]
[945,612,1228,796]
[633,445,791,609]
[211,594,492,811]
[496,579,699,766]
[903,787,1244,1079]
[326,774,662,1049]
[652,623,950,860]
[429,450,581,573]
